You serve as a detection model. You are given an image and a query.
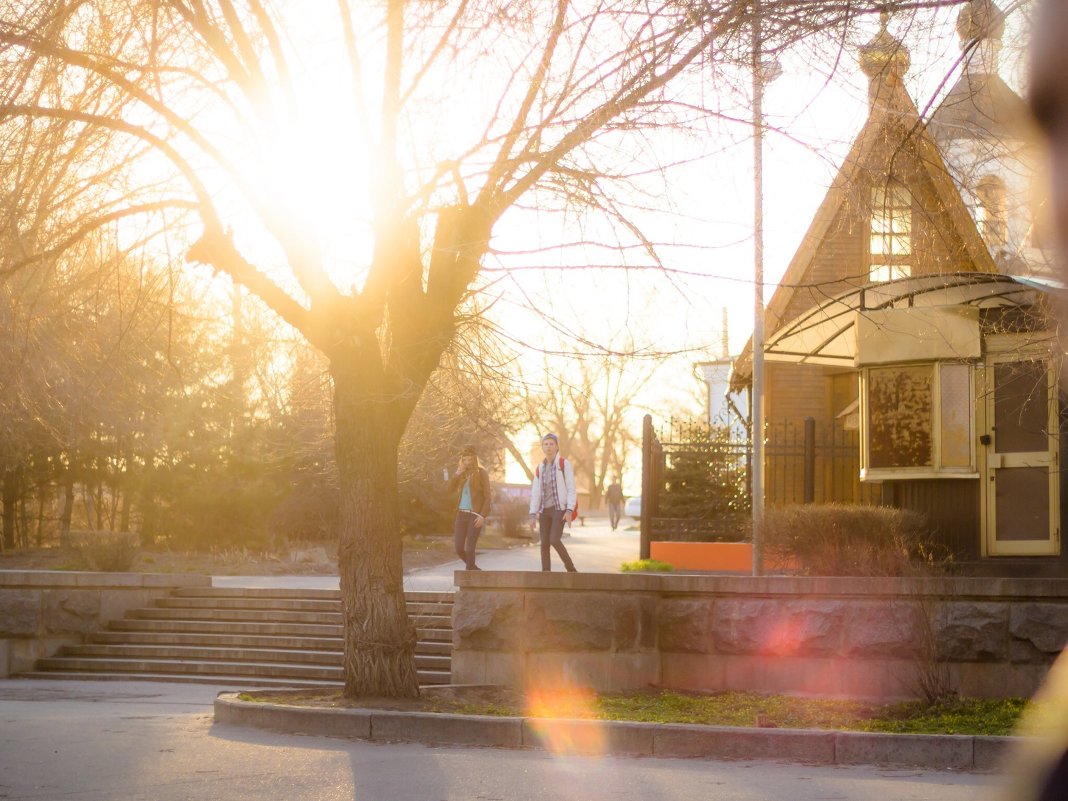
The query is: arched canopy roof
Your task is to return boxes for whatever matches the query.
[761,272,1060,368]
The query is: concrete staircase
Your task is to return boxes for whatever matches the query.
[21,587,454,688]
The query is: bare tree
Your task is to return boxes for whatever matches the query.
[0,0,945,697]
[521,350,658,507]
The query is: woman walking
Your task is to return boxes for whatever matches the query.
[448,445,491,570]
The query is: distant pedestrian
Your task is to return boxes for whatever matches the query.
[449,444,491,571]
[605,479,624,531]
[528,433,578,572]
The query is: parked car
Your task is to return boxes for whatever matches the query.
[624,495,641,519]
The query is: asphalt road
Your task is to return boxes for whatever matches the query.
[0,679,998,801]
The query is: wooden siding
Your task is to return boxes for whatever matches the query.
[885,479,981,560]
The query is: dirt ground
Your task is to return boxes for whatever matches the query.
[0,528,533,576]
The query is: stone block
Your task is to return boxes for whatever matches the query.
[759,656,843,697]
[834,731,974,770]
[953,662,1049,700]
[452,591,523,651]
[838,659,914,701]
[934,602,1008,662]
[721,655,768,692]
[481,652,525,687]
[9,639,46,675]
[660,653,726,691]
[602,652,660,690]
[44,591,101,635]
[713,599,844,656]
[449,650,487,685]
[1010,604,1068,662]
[522,718,654,755]
[974,736,1019,772]
[370,710,523,747]
[452,650,528,689]
[657,598,714,653]
[653,724,835,762]
[523,652,615,690]
[213,695,372,739]
[843,601,924,659]
[524,592,642,652]
[0,591,40,636]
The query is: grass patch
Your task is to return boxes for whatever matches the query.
[620,559,673,572]
[241,688,1033,736]
[587,691,1029,736]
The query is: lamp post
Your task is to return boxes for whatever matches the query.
[750,0,779,576]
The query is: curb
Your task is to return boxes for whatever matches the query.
[213,692,1019,771]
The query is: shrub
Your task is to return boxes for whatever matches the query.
[620,559,674,572]
[494,496,531,539]
[758,504,946,577]
[72,530,139,572]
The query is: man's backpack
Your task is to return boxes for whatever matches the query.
[535,456,579,521]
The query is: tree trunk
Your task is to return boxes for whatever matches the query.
[59,475,74,548]
[2,470,17,550]
[35,492,46,547]
[331,356,420,699]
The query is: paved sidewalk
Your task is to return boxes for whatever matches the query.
[212,520,640,592]
[0,678,992,800]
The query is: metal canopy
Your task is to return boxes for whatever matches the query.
[763,273,1053,367]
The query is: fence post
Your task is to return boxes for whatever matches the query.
[640,414,653,560]
[803,417,816,503]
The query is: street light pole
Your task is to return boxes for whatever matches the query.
[751,0,766,576]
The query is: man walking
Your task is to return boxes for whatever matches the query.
[605,479,624,531]
[528,433,578,572]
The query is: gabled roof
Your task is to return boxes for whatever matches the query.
[730,79,998,390]
[928,72,1035,144]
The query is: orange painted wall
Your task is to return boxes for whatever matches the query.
[650,541,796,573]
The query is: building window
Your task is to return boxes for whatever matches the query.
[869,182,912,283]
[861,362,975,478]
[976,176,1006,247]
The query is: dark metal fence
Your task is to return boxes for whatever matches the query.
[764,419,883,508]
[640,415,880,556]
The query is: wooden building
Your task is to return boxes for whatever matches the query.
[730,2,1064,573]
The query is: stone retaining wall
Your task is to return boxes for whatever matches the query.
[0,570,211,677]
[452,572,1068,700]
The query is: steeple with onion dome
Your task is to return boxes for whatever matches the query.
[927,0,1046,274]
[956,0,1005,78]
[859,10,910,110]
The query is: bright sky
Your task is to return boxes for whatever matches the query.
[113,2,1032,491]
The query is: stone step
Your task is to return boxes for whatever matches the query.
[107,619,453,641]
[129,607,452,629]
[155,597,341,613]
[153,597,453,617]
[87,630,453,655]
[17,671,345,689]
[34,655,450,685]
[26,586,455,688]
[61,643,451,672]
[168,587,455,605]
